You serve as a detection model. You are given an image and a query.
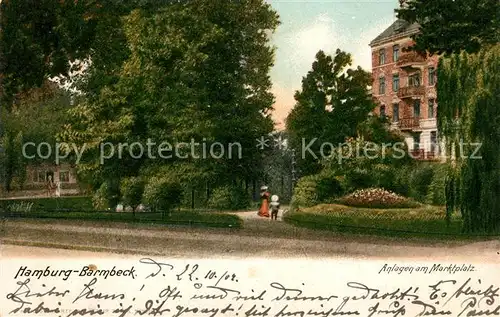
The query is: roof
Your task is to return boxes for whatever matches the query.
[369,19,420,47]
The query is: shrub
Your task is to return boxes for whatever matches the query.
[371,164,397,191]
[392,165,413,197]
[208,185,250,210]
[292,175,320,208]
[426,164,449,206]
[293,173,344,208]
[92,179,121,211]
[338,188,421,209]
[143,177,183,214]
[316,172,344,202]
[345,167,368,190]
[322,135,411,193]
[409,164,435,202]
[120,177,145,210]
[92,182,111,210]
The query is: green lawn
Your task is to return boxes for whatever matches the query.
[283,203,486,239]
[1,210,242,228]
[0,197,242,229]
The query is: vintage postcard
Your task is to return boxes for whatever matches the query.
[1,0,499,316]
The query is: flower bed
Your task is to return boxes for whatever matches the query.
[337,188,421,209]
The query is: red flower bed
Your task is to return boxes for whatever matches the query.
[338,188,420,209]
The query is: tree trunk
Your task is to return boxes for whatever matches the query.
[252,180,256,201]
[281,175,284,196]
[191,187,195,209]
[206,181,210,202]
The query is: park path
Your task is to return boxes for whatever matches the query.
[1,212,499,262]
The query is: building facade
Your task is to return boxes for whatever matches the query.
[1,163,82,198]
[369,19,442,160]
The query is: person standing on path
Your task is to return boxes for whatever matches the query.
[258,186,270,218]
[270,195,280,220]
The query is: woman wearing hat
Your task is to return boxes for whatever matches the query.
[258,185,270,218]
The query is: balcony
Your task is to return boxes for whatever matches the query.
[410,149,440,161]
[397,86,425,99]
[398,117,420,131]
[397,51,427,70]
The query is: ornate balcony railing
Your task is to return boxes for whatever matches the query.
[398,117,420,130]
[397,51,427,69]
[410,149,440,161]
[397,86,425,99]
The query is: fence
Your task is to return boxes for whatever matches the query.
[0,197,243,228]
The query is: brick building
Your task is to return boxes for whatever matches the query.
[369,19,442,160]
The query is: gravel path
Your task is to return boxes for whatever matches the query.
[1,215,499,262]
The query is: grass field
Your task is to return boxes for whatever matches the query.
[1,210,243,228]
[0,197,243,228]
[283,203,478,238]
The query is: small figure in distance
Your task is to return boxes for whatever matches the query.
[258,185,270,218]
[270,195,280,221]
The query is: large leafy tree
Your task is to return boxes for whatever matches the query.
[399,0,500,233]
[0,0,126,191]
[60,1,279,194]
[0,0,105,106]
[396,0,499,55]
[0,0,179,106]
[438,45,500,233]
[286,50,374,176]
[0,82,72,191]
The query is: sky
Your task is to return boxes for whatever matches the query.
[266,0,400,129]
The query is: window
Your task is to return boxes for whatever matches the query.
[413,100,421,117]
[379,49,386,65]
[37,171,46,183]
[413,134,420,151]
[59,171,70,183]
[46,171,54,183]
[430,131,438,153]
[379,77,385,94]
[409,72,421,87]
[380,105,386,118]
[392,103,399,122]
[428,99,435,118]
[393,45,400,62]
[392,74,400,92]
[428,67,436,85]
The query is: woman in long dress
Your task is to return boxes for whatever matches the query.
[258,186,270,218]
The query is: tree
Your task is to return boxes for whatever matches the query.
[400,0,500,233]
[396,0,500,55]
[438,45,500,233]
[0,81,72,191]
[261,131,295,203]
[0,0,106,106]
[286,50,375,176]
[60,1,279,205]
[357,114,406,146]
[120,177,145,215]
